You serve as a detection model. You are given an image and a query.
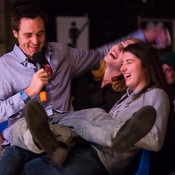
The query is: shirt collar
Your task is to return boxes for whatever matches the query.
[13,44,28,65]
[13,44,36,68]
[13,43,53,67]
[126,87,143,99]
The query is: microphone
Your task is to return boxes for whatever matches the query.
[33,52,47,102]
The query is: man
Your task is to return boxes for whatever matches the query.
[0,4,171,175]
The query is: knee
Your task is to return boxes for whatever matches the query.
[2,145,23,156]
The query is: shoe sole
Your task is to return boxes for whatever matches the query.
[113,105,156,152]
[25,100,58,153]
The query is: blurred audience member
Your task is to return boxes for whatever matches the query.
[161,52,175,109]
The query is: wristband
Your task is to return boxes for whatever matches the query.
[20,91,30,102]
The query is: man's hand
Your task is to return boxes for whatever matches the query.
[24,68,49,98]
[143,27,171,49]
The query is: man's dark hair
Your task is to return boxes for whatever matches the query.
[11,4,48,32]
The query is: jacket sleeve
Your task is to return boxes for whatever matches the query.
[0,59,26,124]
[135,89,170,152]
[95,29,146,56]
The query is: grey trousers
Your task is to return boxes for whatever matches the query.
[10,108,125,153]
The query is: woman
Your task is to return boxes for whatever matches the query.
[72,38,142,112]
[21,42,171,175]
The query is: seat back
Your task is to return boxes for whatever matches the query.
[0,120,8,133]
[0,120,8,157]
[135,149,150,175]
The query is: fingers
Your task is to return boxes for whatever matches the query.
[36,68,49,83]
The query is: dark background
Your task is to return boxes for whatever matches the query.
[8,0,175,49]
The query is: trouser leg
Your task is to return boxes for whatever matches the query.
[0,145,41,175]
[50,108,125,148]
[11,104,156,156]
[50,124,81,150]
[10,107,116,152]
[10,117,44,154]
[24,142,109,175]
[9,112,72,154]
[10,102,81,165]
[51,106,156,151]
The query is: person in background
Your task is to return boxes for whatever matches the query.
[148,52,175,175]
[161,52,175,108]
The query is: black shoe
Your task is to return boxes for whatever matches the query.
[112,105,156,152]
[25,100,69,165]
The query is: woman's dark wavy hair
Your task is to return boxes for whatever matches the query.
[122,42,171,99]
[11,4,48,32]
